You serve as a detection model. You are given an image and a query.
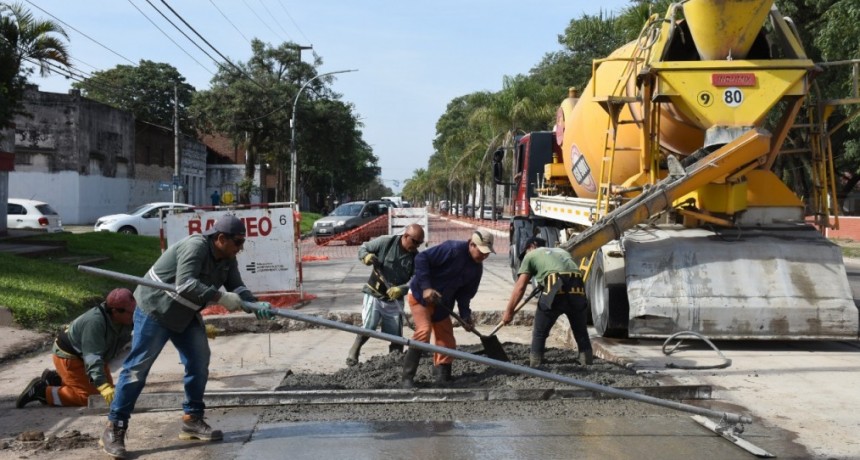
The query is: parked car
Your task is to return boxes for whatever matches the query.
[480,206,503,220]
[94,202,195,236]
[6,198,64,232]
[312,200,393,245]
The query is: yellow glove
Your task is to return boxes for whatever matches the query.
[97,383,115,405]
[386,286,404,300]
[205,323,221,339]
[362,254,379,266]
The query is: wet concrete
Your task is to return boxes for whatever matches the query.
[275,343,655,391]
[239,417,776,460]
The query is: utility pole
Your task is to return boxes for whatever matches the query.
[290,69,357,210]
[173,83,180,204]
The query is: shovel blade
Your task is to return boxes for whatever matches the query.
[480,335,509,362]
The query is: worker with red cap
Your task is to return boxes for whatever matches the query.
[16,287,137,408]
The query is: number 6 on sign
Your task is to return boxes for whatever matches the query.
[723,87,744,107]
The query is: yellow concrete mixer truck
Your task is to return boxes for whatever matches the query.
[496,0,859,340]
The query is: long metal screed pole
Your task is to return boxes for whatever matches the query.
[77,264,752,425]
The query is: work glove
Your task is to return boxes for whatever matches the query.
[205,323,221,340]
[362,254,379,266]
[219,292,244,312]
[97,383,115,405]
[461,315,475,332]
[386,286,404,300]
[422,288,442,305]
[250,301,275,320]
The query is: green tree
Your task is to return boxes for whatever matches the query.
[0,2,69,133]
[192,39,377,207]
[72,60,195,132]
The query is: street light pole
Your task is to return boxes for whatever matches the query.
[289,69,358,211]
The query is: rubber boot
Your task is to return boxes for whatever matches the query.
[529,353,544,368]
[401,348,422,389]
[346,336,369,366]
[99,420,128,459]
[388,343,404,354]
[583,350,594,365]
[434,363,452,383]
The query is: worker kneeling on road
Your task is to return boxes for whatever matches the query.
[16,288,136,409]
[502,237,593,367]
[402,230,493,388]
[99,214,274,460]
[347,224,424,366]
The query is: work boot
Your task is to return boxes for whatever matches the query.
[434,363,452,383]
[41,368,62,387]
[388,343,404,354]
[401,347,422,389]
[99,420,128,459]
[15,377,47,408]
[529,353,544,368]
[345,336,369,367]
[583,350,594,365]
[179,414,224,441]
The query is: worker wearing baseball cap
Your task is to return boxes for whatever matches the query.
[100,214,274,459]
[16,288,137,409]
[401,229,494,388]
[502,236,593,367]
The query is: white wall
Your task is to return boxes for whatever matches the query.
[9,171,170,224]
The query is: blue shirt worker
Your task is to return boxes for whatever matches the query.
[99,215,274,459]
[348,224,425,366]
[401,230,493,388]
[502,237,593,367]
[210,190,220,206]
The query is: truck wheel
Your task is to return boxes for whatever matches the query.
[537,225,559,249]
[587,250,629,338]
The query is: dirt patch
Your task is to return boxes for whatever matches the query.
[1,429,97,453]
[276,342,657,390]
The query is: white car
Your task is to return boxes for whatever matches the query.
[7,198,64,232]
[94,202,195,236]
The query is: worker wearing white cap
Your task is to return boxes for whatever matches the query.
[401,229,494,388]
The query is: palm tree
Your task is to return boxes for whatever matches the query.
[0,2,70,130]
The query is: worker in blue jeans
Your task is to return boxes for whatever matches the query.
[100,215,274,459]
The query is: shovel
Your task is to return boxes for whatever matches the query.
[487,286,541,336]
[433,301,510,362]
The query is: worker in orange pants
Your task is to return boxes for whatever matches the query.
[16,288,136,408]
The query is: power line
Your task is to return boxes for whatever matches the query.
[126,0,215,76]
[256,0,293,42]
[208,0,251,45]
[156,0,265,88]
[239,0,289,44]
[21,0,136,65]
[143,0,223,70]
[275,0,312,46]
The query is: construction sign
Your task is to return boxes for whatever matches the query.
[164,206,297,294]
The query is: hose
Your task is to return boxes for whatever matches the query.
[661,331,732,370]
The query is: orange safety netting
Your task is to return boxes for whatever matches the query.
[312,214,389,246]
[201,291,318,316]
[299,214,510,263]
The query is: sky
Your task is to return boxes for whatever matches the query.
[24,0,631,193]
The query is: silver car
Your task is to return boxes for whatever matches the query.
[312,200,393,245]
